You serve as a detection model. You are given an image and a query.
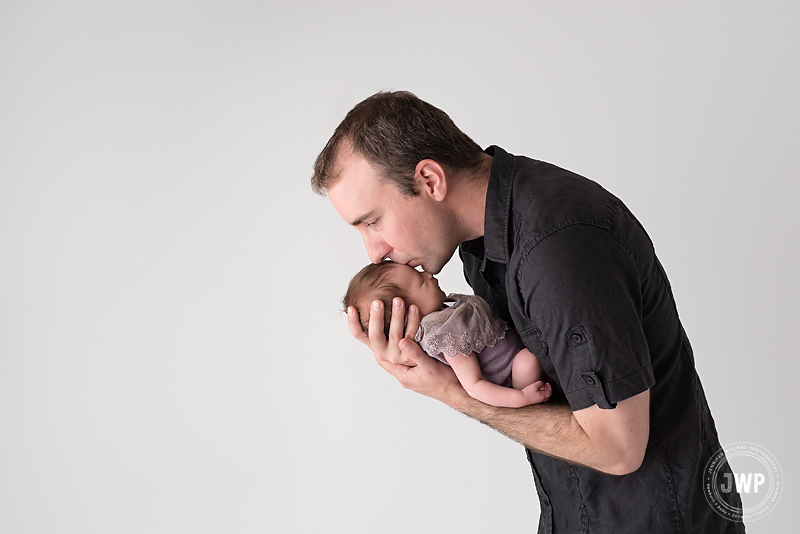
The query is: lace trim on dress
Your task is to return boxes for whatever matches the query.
[414,294,509,358]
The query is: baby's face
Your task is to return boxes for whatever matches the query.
[385,263,447,316]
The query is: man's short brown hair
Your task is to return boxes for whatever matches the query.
[312,91,484,197]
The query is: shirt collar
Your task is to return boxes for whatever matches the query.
[482,145,515,264]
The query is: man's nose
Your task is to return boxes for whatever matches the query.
[364,235,391,264]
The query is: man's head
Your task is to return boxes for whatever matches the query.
[311,90,485,197]
[343,262,447,335]
[313,91,488,274]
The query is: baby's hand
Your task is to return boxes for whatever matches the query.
[521,381,553,405]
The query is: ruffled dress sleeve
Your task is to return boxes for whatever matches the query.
[414,294,509,360]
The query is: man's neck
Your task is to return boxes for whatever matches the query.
[451,153,492,242]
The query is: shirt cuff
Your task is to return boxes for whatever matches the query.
[565,364,655,411]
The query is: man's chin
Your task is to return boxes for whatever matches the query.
[422,255,454,275]
[420,263,443,275]
[407,252,454,275]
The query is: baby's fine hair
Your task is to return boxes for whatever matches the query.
[343,262,410,335]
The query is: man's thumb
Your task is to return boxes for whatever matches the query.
[399,338,423,362]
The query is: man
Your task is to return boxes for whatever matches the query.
[312,91,743,533]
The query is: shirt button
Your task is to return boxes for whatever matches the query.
[571,334,583,343]
[585,375,596,386]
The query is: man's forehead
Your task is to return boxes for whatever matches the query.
[332,148,380,182]
[328,154,388,222]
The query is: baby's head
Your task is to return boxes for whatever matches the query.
[343,262,447,334]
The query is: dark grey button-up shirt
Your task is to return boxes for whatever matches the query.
[459,146,744,533]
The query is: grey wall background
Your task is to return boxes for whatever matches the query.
[1,1,797,532]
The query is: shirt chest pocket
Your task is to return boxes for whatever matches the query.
[508,304,546,356]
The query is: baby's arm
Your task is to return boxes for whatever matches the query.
[444,351,552,408]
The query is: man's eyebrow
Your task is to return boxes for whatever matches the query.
[350,211,375,227]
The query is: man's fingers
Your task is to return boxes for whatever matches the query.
[347,307,372,348]
[405,304,420,339]
[373,340,423,377]
[396,338,426,366]
[368,300,388,350]
[373,337,423,370]
[374,351,411,376]
[388,298,406,343]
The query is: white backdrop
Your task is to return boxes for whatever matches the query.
[1,1,797,532]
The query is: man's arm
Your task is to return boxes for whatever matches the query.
[389,338,650,476]
[347,296,649,475]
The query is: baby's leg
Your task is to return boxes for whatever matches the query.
[511,348,552,404]
[511,348,543,390]
[445,352,547,408]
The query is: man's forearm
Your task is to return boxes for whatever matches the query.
[445,387,639,475]
[381,341,648,475]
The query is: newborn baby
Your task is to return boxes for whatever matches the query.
[344,262,552,408]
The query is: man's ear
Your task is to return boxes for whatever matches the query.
[415,159,447,201]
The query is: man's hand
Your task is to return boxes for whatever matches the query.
[347,297,463,402]
[375,338,462,403]
[347,297,420,366]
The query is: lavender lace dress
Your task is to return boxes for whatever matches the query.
[414,294,525,387]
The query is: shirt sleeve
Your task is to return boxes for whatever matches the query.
[517,224,655,411]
